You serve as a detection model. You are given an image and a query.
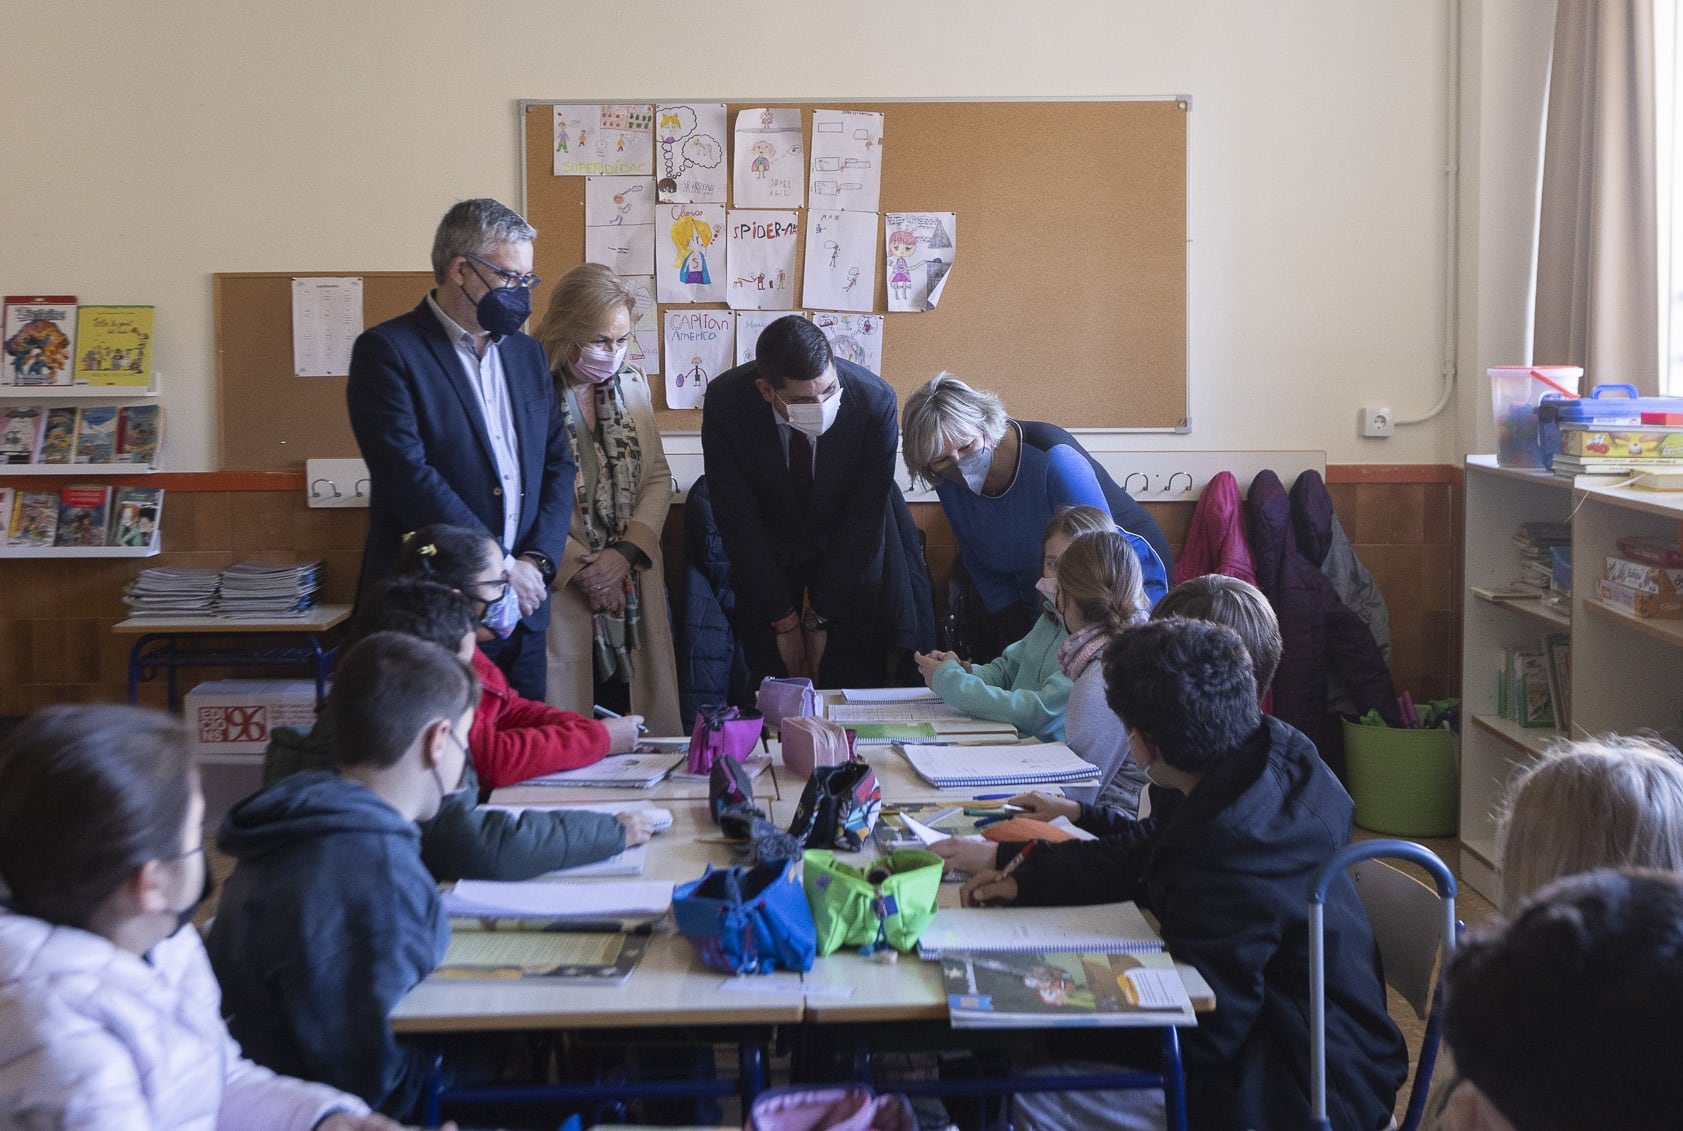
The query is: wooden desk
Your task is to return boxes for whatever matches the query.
[114,604,352,707]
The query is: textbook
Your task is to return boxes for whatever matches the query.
[7,491,58,547]
[942,949,1196,1029]
[73,305,154,387]
[917,901,1163,961]
[899,742,1100,789]
[523,752,683,789]
[437,923,651,983]
[3,296,77,386]
[72,405,117,464]
[54,485,113,547]
[0,404,42,464]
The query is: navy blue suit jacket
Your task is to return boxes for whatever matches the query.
[346,298,574,629]
[701,358,898,627]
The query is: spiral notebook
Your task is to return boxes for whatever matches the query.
[899,742,1100,789]
[917,901,1163,960]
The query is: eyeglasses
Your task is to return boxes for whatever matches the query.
[463,573,512,605]
[776,382,841,407]
[463,252,542,291]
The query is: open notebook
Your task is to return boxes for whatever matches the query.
[899,742,1100,789]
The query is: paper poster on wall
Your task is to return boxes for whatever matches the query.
[725,210,799,311]
[735,310,798,366]
[733,108,804,209]
[885,211,958,312]
[584,177,656,277]
[623,275,660,377]
[552,104,655,177]
[663,310,734,410]
[653,103,727,203]
[811,311,883,375]
[290,277,362,377]
[808,109,883,213]
[656,203,727,304]
[801,210,877,313]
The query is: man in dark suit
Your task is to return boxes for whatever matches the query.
[346,198,573,699]
[701,315,903,687]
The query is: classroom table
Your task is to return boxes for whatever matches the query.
[114,604,352,707]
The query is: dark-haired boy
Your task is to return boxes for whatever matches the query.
[960,618,1406,1130]
[208,632,476,1120]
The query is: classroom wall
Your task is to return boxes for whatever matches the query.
[0,0,1550,470]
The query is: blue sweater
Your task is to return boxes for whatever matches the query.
[207,772,447,1120]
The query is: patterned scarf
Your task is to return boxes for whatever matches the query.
[561,369,645,678]
[1058,623,1110,680]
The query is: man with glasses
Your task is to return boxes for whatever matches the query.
[348,198,574,699]
[702,314,929,687]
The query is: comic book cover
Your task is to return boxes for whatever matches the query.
[110,486,164,548]
[7,490,60,547]
[73,405,117,464]
[0,404,43,464]
[37,407,76,465]
[73,305,153,387]
[116,404,161,465]
[3,296,77,386]
[54,485,113,547]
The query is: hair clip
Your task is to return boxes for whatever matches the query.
[416,544,437,558]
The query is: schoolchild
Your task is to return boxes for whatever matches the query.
[912,506,1114,740]
[208,633,475,1119]
[956,618,1406,1129]
[266,576,653,881]
[0,703,422,1130]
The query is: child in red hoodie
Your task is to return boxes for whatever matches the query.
[392,523,643,789]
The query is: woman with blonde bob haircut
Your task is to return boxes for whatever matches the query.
[534,263,680,734]
[901,373,1171,653]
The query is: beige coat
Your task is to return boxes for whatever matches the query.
[545,367,682,735]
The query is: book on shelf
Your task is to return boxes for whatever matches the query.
[1541,632,1571,732]
[37,407,76,465]
[1618,536,1683,569]
[899,742,1100,789]
[1500,648,1554,728]
[115,404,161,465]
[2,296,77,387]
[54,485,113,547]
[72,405,117,464]
[7,491,58,546]
[73,306,154,388]
[941,948,1196,1029]
[0,404,43,464]
[436,922,652,983]
[109,487,164,548]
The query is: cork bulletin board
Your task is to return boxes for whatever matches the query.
[215,271,434,470]
[520,98,1189,433]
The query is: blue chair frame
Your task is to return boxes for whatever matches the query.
[1308,838,1457,1131]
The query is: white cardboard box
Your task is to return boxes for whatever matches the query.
[184,679,320,755]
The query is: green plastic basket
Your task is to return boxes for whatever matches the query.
[1342,719,1459,837]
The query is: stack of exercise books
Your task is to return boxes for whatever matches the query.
[123,566,220,615]
[217,560,321,617]
[899,742,1100,790]
[1511,521,1571,591]
[828,687,1019,745]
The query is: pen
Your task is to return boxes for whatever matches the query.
[593,704,649,734]
[972,793,1016,801]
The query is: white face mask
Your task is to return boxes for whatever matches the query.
[783,390,842,439]
[573,342,627,384]
[954,444,993,494]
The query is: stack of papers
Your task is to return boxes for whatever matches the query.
[523,753,683,789]
[123,566,220,616]
[828,700,972,725]
[443,878,674,922]
[899,743,1101,789]
[217,560,321,618]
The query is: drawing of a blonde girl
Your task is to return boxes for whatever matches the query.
[671,214,714,285]
[888,229,918,300]
[750,140,775,178]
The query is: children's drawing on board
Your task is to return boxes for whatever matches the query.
[663,309,733,410]
[811,311,882,375]
[884,211,958,312]
[808,109,883,213]
[584,177,656,277]
[621,274,660,377]
[725,210,799,311]
[733,107,804,209]
[801,209,877,313]
[657,203,727,304]
[653,103,726,203]
[552,104,655,177]
[734,310,792,367]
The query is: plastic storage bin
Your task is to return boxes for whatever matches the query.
[1489,365,1582,468]
[1538,383,1683,469]
[1342,718,1458,837]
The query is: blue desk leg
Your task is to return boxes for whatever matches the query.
[1161,1027,1186,1131]
[739,1030,766,1108]
[423,1050,445,1127]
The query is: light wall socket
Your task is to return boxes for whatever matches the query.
[1360,406,1395,438]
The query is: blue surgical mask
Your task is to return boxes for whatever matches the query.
[955,445,993,494]
[474,285,531,337]
[480,585,520,638]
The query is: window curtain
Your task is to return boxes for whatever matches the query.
[1534,0,1661,392]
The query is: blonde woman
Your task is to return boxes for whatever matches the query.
[1426,733,1683,1130]
[534,264,680,735]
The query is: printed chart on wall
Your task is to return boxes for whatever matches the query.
[735,310,788,366]
[802,210,877,313]
[553,105,656,177]
[812,312,883,375]
[584,178,656,277]
[624,275,659,377]
[654,103,727,202]
[809,109,883,213]
[726,211,799,310]
[664,310,732,410]
[885,212,957,313]
[658,204,727,304]
[733,107,804,208]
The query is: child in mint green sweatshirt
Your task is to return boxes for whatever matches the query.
[914,506,1114,740]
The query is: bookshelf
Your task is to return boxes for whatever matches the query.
[1460,457,1683,904]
